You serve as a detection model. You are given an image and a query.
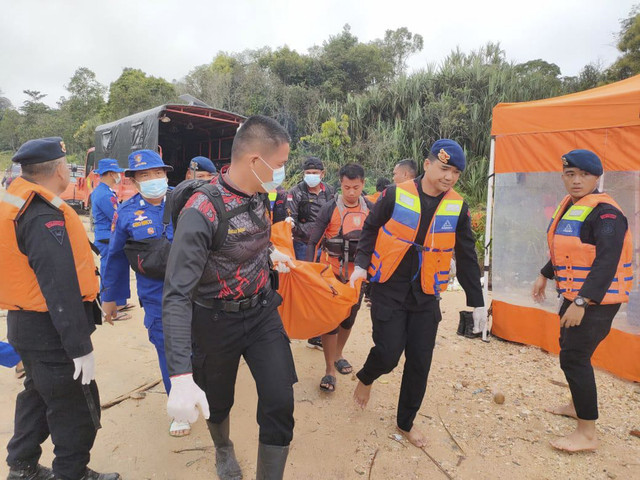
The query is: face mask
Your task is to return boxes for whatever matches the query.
[252,157,285,193]
[138,177,168,199]
[112,173,121,185]
[304,173,321,188]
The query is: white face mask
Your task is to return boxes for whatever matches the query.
[112,172,121,185]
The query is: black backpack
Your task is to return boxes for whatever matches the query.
[168,178,271,250]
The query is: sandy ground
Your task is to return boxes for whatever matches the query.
[2,284,639,480]
[0,211,639,479]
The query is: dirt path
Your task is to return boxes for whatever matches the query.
[2,287,639,479]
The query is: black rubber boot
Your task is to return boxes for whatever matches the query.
[255,443,289,480]
[7,464,54,480]
[458,311,481,339]
[207,417,242,480]
[78,469,121,480]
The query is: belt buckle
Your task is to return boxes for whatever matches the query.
[223,300,240,313]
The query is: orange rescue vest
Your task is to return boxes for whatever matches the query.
[547,193,633,304]
[321,195,369,280]
[0,177,99,311]
[368,180,463,296]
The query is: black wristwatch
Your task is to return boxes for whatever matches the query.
[573,296,588,308]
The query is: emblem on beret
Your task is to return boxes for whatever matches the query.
[438,148,450,163]
[60,141,66,153]
[562,156,569,166]
[190,160,198,170]
[134,154,142,164]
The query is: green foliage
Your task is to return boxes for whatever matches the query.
[103,68,177,120]
[606,5,640,81]
[298,114,354,185]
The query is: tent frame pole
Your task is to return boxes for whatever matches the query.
[482,137,496,342]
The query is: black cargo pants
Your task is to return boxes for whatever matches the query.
[356,299,441,432]
[192,291,297,446]
[6,348,100,480]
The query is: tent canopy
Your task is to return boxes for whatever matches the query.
[491,75,640,173]
[488,75,640,382]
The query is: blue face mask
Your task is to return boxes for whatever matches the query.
[253,157,285,193]
[138,177,168,199]
[304,173,321,188]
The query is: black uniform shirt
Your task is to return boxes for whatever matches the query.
[288,181,333,243]
[541,194,628,304]
[355,176,484,311]
[7,193,95,358]
[162,175,272,376]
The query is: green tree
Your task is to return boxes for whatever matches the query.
[103,68,177,120]
[381,27,424,75]
[61,67,106,125]
[606,5,640,81]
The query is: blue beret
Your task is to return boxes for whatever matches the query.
[12,137,67,165]
[190,156,216,173]
[125,149,173,177]
[561,149,603,176]
[95,158,125,175]
[430,139,465,171]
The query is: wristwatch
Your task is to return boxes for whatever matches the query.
[573,296,588,308]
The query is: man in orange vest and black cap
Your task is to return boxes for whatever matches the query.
[532,149,632,453]
[350,139,486,447]
[0,137,120,479]
[305,163,372,392]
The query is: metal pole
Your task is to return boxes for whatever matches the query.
[482,137,496,342]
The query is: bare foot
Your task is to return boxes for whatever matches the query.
[353,381,372,409]
[398,426,428,448]
[545,403,578,419]
[549,429,598,452]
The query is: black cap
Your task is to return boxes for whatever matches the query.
[302,156,324,171]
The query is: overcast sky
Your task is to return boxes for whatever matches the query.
[1,0,636,108]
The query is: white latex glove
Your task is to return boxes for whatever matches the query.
[270,248,295,273]
[167,374,210,424]
[72,352,95,385]
[284,216,295,229]
[349,266,368,288]
[472,306,487,334]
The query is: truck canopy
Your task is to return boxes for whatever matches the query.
[95,104,245,185]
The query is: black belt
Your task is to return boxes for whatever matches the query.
[195,287,272,313]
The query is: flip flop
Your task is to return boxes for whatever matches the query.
[320,375,336,392]
[113,312,132,322]
[118,303,135,312]
[169,420,191,437]
[334,359,352,375]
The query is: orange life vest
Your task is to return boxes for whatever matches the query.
[365,191,381,204]
[547,193,633,304]
[368,180,463,296]
[321,195,369,280]
[0,177,99,311]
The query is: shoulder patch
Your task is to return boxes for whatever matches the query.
[45,220,66,245]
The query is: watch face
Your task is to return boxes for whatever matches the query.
[575,297,586,306]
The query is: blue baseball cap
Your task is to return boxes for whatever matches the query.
[561,149,603,176]
[125,149,173,177]
[95,158,125,175]
[190,156,216,173]
[430,139,466,172]
[12,137,67,165]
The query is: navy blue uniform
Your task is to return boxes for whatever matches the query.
[102,192,173,393]
[90,181,127,306]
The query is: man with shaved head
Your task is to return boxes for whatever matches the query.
[163,115,296,480]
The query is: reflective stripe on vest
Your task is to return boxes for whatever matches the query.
[0,177,99,311]
[547,193,633,304]
[368,180,463,295]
